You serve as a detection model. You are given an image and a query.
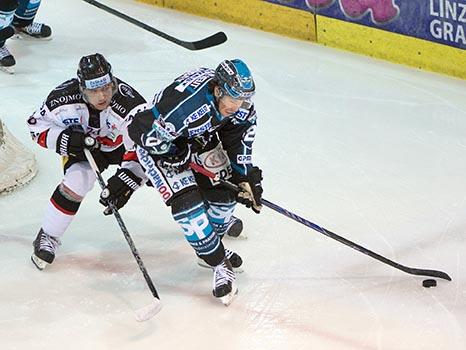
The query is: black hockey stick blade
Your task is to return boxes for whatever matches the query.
[82,0,227,50]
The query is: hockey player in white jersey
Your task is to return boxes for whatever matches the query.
[0,0,52,73]
[27,53,147,270]
[99,59,264,305]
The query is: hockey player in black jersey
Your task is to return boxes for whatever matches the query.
[0,0,52,73]
[100,59,264,305]
[27,53,147,270]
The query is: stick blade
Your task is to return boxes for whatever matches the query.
[403,267,452,281]
[424,270,452,281]
[185,31,227,50]
[135,298,162,322]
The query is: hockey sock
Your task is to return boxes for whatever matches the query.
[41,184,82,237]
[13,0,42,27]
[171,190,223,263]
[206,200,235,237]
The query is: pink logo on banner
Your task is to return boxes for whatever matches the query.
[339,0,399,24]
[305,0,399,24]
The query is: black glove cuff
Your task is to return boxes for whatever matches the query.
[116,168,141,191]
[56,129,72,156]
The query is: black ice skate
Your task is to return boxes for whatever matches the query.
[197,248,243,273]
[14,22,52,40]
[0,45,16,74]
[212,258,238,306]
[31,229,61,270]
[225,216,246,239]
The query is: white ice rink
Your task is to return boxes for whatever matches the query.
[1,0,466,349]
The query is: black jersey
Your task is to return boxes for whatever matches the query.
[128,67,257,177]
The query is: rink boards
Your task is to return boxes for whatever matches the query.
[139,0,466,79]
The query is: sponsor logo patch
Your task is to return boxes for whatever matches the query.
[184,104,210,126]
[118,83,135,98]
[237,154,252,164]
[188,120,212,137]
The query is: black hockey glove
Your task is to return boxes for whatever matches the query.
[99,168,141,215]
[235,166,263,214]
[56,125,99,160]
[158,142,192,174]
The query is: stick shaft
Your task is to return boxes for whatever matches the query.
[85,149,160,299]
[189,162,452,281]
[82,0,227,50]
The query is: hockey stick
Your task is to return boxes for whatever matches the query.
[82,0,227,50]
[190,162,452,281]
[84,148,162,321]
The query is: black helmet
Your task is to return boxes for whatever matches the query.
[215,59,255,99]
[77,53,114,89]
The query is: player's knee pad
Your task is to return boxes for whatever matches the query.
[50,183,82,216]
[62,162,96,197]
[171,189,221,258]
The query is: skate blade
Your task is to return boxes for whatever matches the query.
[225,232,248,240]
[12,33,52,41]
[219,284,238,306]
[31,254,49,270]
[0,66,14,74]
[197,259,244,273]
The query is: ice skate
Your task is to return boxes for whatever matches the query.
[14,22,52,40]
[0,45,15,74]
[225,216,246,239]
[212,258,238,306]
[198,248,243,273]
[31,229,60,270]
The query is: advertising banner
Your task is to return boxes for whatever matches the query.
[265,0,466,50]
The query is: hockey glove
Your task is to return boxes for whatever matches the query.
[158,142,192,173]
[56,125,99,160]
[236,166,263,214]
[99,168,141,215]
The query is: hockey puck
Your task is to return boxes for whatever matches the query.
[422,279,437,288]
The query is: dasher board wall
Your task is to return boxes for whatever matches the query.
[139,0,466,80]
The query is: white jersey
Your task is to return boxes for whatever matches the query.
[27,77,148,154]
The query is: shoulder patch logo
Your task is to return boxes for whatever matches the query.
[118,83,135,98]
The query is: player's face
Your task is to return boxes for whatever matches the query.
[217,93,244,117]
[83,82,114,110]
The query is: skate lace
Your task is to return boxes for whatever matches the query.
[224,249,235,260]
[40,233,61,253]
[0,46,12,59]
[213,260,235,289]
[25,22,43,35]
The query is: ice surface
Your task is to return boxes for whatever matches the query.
[1,0,466,349]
